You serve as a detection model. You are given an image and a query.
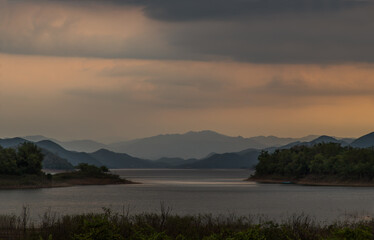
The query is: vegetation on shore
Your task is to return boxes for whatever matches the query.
[250,143,374,185]
[0,143,131,189]
[0,207,374,240]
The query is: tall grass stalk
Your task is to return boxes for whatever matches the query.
[0,206,373,239]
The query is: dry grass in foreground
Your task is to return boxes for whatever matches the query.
[0,206,373,240]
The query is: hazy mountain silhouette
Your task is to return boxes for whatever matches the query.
[21,132,328,160]
[351,132,374,148]
[35,140,102,167]
[155,157,198,167]
[270,135,348,150]
[178,150,260,169]
[337,137,356,144]
[0,138,75,170]
[248,135,319,147]
[41,149,74,170]
[90,149,165,168]
[308,135,346,145]
[0,137,29,148]
[23,135,106,153]
[1,131,367,170]
[106,130,318,159]
[58,140,107,153]
[23,135,53,142]
[107,130,263,159]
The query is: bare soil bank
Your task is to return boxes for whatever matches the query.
[0,173,135,190]
[248,175,374,187]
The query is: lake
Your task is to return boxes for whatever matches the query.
[0,169,373,222]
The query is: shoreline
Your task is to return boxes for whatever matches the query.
[248,176,374,187]
[0,175,136,190]
[0,180,136,190]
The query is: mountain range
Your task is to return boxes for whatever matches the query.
[24,131,320,159]
[0,130,373,170]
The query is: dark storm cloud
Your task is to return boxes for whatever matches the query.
[143,0,371,21]
[1,0,374,63]
[166,4,374,63]
[52,0,371,21]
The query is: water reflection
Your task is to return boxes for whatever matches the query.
[0,169,372,223]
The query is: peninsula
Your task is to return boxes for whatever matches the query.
[0,143,133,189]
[249,143,374,187]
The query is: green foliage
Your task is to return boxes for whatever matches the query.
[2,209,374,240]
[202,228,266,240]
[75,163,108,175]
[0,142,44,175]
[0,147,18,174]
[255,143,374,181]
[17,142,44,175]
[72,215,124,240]
[326,225,373,240]
[100,166,109,173]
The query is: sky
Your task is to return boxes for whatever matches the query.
[1,0,374,142]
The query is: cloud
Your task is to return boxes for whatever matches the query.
[46,0,372,21]
[2,54,374,140]
[1,0,374,63]
[144,0,370,21]
[61,61,374,110]
[252,77,374,97]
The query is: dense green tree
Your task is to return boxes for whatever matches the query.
[0,147,18,174]
[0,143,44,175]
[254,143,374,181]
[16,142,44,175]
[76,163,108,174]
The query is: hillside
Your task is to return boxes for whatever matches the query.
[107,130,266,159]
[35,140,102,167]
[40,149,74,170]
[0,138,75,170]
[90,149,166,168]
[179,150,260,169]
[351,132,374,148]
[264,135,348,151]
[23,135,106,153]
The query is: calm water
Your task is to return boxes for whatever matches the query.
[1,169,374,222]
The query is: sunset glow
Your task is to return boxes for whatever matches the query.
[1,0,374,141]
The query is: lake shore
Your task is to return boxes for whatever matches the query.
[0,173,135,190]
[248,175,374,187]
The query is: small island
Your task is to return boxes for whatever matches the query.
[249,143,374,187]
[0,143,133,189]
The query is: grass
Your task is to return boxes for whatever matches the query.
[0,207,374,240]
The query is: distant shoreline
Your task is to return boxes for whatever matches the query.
[0,173,136,190]
[248,176,374,187]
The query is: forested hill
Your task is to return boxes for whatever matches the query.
[252,143,374,182]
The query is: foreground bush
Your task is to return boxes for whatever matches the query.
[1,208,374,240]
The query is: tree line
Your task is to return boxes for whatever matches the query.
[254,143,374,180]
[0,142,43,175]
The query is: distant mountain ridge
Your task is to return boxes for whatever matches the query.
[106,130,265,159]
[23,131,325,159]
[105,131,325,159]
[0,138,74,170]
[5,131,374,170]
[23,136,106,153]
[179,149,261,169]
[351,132,374,148]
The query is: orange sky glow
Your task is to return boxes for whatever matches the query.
[1,0,374,141]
